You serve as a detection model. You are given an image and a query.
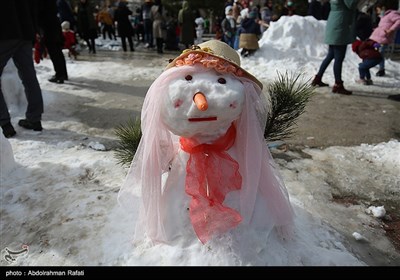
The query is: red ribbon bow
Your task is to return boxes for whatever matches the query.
[180,124,242,243]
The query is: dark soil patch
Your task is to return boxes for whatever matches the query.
[384,213,400,251]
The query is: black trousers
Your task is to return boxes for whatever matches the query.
[0,40,43,125]
[120,36,134,52]
[45,40,68,79]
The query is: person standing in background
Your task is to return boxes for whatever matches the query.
[0,0,44,137]
[311,0,358,95]
[38,0,69,84]
[114,1,135,52]
[98,4,116,41]
[151,0,165,54]
[238,9,261,57]
[178,1,195,49]
[142,0,154,48]
[76,0,98,54]
[221,5,236,48]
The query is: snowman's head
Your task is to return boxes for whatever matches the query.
[159,40,263,141]
[161,64,245,139]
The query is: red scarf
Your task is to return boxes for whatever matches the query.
[180,124,242,243]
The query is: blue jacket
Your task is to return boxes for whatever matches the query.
[324,0,357,45]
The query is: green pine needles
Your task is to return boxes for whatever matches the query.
[114,71,314,166]
[264,71,314,142]
[113,117,142,166]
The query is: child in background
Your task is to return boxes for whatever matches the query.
[61,21,78,59]
[352,39,382,85]
[194,16,205,44]
[369,0,400,76]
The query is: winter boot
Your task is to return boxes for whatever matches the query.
[311,75,328,87]
[1,122,16,138]
[376,69,385,77]
[18,119,43,131]
[332,81,352,95]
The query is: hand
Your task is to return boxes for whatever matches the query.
[384,29,394,36]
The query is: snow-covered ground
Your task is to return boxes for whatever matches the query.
[1,15,399,266]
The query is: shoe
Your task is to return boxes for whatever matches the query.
[376,69,385,76]
[332,81,352,95]
[388,94,400,101]
[18,119,42,131]
[355,79,367,85]
[1,122,16,138]
[311,75,329,87]
[48,75,66,84]
[365,79,373,85]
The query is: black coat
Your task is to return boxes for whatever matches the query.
[38,0,64,45]
[0,0,39,41]
[76,1,98,40]
[114,3,135,37]
[56,0,76,28]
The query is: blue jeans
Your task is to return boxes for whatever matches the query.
[317,45,347,82]
[224,35,235,49]
[359,58,382,79]
[143,19,153,47]
[378,44,387,70]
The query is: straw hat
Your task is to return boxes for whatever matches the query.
[166,40,263,89]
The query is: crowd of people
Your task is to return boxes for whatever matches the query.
[1,0,400,139]
[311,0,400,98]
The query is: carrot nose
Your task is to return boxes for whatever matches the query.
[193,92,208,111]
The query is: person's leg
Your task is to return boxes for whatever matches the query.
[156,37,162,53]
[102,24,107,40]
[312,45,333,86]
[332,45,347,83]
[366,58,382,83]
[364,59,378,80]
[112,26,117,40]
[90,38,96,54]
[46,41,68,82]
[144,19,153,47]
[12,41,43,127]
[128,36,134,51]
[85,38,92,53]
[316,45,334,77]
[107,25,113,40]
[358,61,367,80]
[332,45,352,95]
[378,44,387,71]
[121,36,127,51]
[0,40,16,127]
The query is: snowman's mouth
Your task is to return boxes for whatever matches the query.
[188,116,217,122]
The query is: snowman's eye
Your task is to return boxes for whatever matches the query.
[218,78,226,84]
[185,75,193,81]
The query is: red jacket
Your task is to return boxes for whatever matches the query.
[352,39,382,60]
[63,30,76,49]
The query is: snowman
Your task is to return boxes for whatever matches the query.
[119,40,293,245]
